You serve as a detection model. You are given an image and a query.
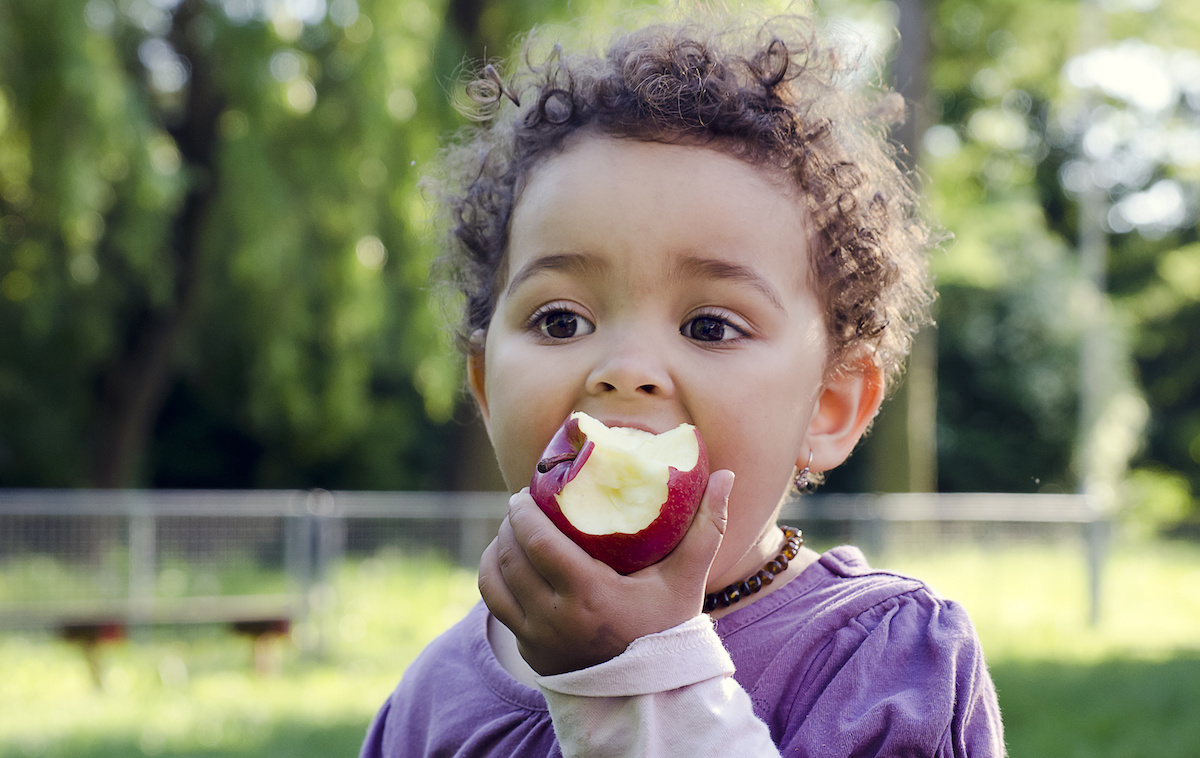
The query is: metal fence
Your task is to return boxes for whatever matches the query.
[0,488,1108,638]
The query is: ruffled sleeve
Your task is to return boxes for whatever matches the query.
[536,560,1005,758]
[777,589,1005,757]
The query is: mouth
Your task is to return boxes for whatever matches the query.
[572,413,674,437]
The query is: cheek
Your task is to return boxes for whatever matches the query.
[482,346,577,491]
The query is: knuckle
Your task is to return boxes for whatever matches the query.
[477,566,495,599]
[521,527,557,561]
[496,537,524,573]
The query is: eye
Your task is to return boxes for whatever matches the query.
[682,313,744,342]
[532,307,595,340]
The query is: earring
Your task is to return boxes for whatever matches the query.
[794,451,814,492]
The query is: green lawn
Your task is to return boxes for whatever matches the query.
[877,539,1200,758]
[2,539,1198,757]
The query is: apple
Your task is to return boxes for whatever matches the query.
[529,411,709,574]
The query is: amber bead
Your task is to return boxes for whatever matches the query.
[703,526,803,613]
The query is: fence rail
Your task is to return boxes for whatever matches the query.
[780,491,1103,523]
[1,489,1109,634]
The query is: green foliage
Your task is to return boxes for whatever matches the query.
[0,0,1197,517]
[1114,236,1200,512]
[1122,466,1194,537]
[0,0,465,489]
[913,0,1199,519]
[914,0,1088,494]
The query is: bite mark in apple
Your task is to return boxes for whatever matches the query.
[530,412,708,574]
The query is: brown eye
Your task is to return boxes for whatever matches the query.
[684,315,733,342]
[539,310,593,339]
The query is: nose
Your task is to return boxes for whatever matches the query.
[586,328,675,398]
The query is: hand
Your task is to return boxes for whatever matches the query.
[478,470,734,676]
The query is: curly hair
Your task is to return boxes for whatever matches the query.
[428,12,935,388]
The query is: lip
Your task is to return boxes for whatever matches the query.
[573,412,677,436]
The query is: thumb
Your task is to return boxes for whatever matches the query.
[654,469,733,582]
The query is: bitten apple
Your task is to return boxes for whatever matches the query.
[529,411,709,574]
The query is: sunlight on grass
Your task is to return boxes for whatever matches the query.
[876,537,1200,664]
[863,537,1200,758]
[0,551,480,758]
[3,540,1199,757]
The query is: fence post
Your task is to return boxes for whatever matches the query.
[1085,516,1109,627]
[863,494,886,559]
[285,490,313,618]
[303,489,343,658]
[458,494,503,567]
[127,496,156,639]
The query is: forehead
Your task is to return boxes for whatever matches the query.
[506,135,811,287]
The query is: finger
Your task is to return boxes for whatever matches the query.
[478,532,525,629]
[493,502,557,599]
[653,469,733,582]
[506,488,600,593]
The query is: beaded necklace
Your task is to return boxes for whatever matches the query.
[703,525,803,613]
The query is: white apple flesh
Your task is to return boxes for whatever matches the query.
[529,412,709,574]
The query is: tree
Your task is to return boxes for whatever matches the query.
[0,0,638,491]
[2,0,1197,524]
[913,0,1199,521]
[0,0,464,488]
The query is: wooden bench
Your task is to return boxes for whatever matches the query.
[3,594,301,685]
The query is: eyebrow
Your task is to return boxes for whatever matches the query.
[670,255,786,311]
[504,251,788,312]
[505,252,610,297]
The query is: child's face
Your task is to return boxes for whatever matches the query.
[470,135,866,588]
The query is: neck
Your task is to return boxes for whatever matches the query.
[704,525,810,617]
[707,523,787,591]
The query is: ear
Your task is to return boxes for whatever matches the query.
[466,329,491,428]
[805,352,885,474]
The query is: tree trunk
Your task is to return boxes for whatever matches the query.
[88,0,222,488]
[866,0,938,494]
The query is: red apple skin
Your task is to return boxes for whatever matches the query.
[529,415,709,575]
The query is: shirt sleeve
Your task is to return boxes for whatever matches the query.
[779,591,1006,758]
[538,591,1005,758]
[358,697,391,758]
[536,615,780,758]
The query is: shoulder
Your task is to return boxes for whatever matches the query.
[806,562,1005,756]
[784,546,994,699]
[362,604,480,754]
[720,545,963,655]
[818,546,981,647]
[722,547,1005,756]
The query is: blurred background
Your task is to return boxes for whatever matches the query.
[0,0,1197,756]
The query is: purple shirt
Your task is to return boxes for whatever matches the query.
[360,546,1005,756]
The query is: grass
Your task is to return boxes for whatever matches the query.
[0,550,481,758]
[2,538,1199,757]
[876,538,1200,758]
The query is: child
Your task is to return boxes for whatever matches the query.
[361,9,1005,757]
